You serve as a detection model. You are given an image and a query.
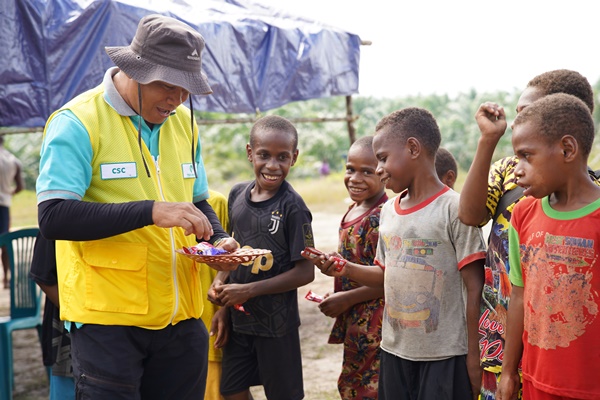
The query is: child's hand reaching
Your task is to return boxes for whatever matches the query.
[214,283,252,307]
[319,254,347,277]
[318,292,352,318]
[208,273,228,307]
[475,102,507,144]
[301,248,347,277]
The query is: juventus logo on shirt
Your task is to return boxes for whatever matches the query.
[268,210,282,234]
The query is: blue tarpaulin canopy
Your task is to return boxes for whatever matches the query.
[0,0,361,128]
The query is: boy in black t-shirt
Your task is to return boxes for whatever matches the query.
[210,115,315,400]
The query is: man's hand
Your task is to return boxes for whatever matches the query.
[152,202,213,240]
[206,237,240,271]
[216,237,239,252]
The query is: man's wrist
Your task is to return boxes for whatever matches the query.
[213,237,227,247]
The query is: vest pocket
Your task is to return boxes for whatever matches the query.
[82,241,148,314]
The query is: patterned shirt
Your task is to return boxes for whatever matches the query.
[479,156,521,371]
[509,196,600,398]
[329,193,387,399]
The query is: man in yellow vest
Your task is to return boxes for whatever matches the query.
[36,14,238,399]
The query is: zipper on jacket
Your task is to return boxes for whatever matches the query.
[154,157,180,324]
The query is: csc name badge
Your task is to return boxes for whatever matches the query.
[100,162,137,179]
[182,163,197,179]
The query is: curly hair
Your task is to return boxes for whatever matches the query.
[350,135,374,152]
[527,69,594,113]
[435,147,458,180]
[249,115,298,149]
[375,107,441,156]
[513,93,595,156]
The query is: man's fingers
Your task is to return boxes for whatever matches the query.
[152,202,213,238]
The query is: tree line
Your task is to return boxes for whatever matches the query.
[5,78,600,190]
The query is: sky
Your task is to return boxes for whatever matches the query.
[255,0,600,99]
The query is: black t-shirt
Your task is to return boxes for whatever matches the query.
[228,180,314,337]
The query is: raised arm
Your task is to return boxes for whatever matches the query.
[458,102,507,226]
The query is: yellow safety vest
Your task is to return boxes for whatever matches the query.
[46,84,203,329]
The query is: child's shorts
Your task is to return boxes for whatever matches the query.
[220,329,303,400]
[378,350,472,400]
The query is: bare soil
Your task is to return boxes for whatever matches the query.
[2,211,344,399]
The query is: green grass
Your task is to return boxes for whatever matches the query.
[11,190,38,229]
[205,174,352,214]
[290,174,349,213]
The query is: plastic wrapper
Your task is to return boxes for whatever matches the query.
[234,304,250,315]
[305,290,324,303]
[181,242,228,256]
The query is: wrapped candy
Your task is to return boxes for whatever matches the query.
[332,257,347,272]
[305,290,324,303]
[234,304,250,315]
[181,241,228,256]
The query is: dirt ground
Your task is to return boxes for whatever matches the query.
[2,211,345,400]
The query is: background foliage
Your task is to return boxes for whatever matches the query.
[4,79,600,193]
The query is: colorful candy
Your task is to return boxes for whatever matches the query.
[181,242,228,256]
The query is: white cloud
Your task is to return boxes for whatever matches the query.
[256,0,600,98]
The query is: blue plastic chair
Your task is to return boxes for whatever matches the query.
[0,228,42,400]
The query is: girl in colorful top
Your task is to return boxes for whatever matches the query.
[314,136,387,399]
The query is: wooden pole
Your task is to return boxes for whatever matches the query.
[346,95,357,145]
[194,115,357,126]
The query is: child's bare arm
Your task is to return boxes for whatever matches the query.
[336,260,384,288]
[337,285,384,305]
[37,282,60,308]
[210,306,229,349]
[319,286,384,318]
[460,259,485,400]
[458,102,507,226]
[497,285,524,400]
[215,259,315,307]
[300,248,384,287]
[315,257,385,288]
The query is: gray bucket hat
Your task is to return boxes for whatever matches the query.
[105,14,212,95]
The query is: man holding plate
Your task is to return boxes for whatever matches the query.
[36,14,237,399]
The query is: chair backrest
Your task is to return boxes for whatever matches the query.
[0,228,40,319]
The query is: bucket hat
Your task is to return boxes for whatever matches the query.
[105,14,212,95]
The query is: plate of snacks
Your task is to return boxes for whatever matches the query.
[177,242,271,264]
